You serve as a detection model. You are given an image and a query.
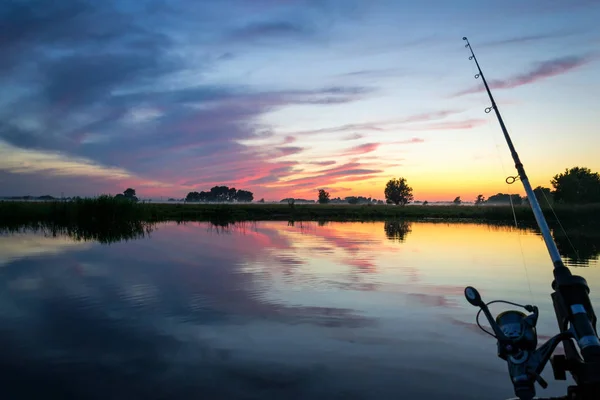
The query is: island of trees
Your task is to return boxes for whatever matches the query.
[185,186,254,202]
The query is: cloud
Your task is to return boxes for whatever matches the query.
[289,109,463,136]
[342,133,364,141]
[269,162,384,191]
[342,143,379,156]
[337,68,404,78]
[408,119,486,131]
[395,137,424,144]
[455,55,592,96]
[308,160,337,166]
[482,31,576,47]
[228,21,311,42]
[0,0,374,200]
[275,146,305,157]
[0,141,131,180]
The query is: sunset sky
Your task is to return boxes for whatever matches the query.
[1,0,599,201]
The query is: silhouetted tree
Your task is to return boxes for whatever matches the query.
[346,196,358,204]
[318,189,330,204]
[185,186,254,202]
[532,186,553,205]
[116,188,138,202]
[487,193,522,205]
[236,189,254,202]
[384,177,413,205]
[453,196,462,205]
[551,167,600,204]
[422,200,429,206]
[475,194,485,205]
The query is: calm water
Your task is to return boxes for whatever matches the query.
[0,221,598,399]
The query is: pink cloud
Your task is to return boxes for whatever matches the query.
[409,119,486,131]
[394,137,424,144]
[398,110,462,124]
[270,161,384,191]
[342,142,379,156]
[455,55,591,96]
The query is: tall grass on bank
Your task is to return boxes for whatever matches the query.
[0,196,154,244]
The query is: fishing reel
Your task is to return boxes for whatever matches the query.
[464,286,572,400]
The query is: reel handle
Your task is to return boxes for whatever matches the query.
[464,286,508,340]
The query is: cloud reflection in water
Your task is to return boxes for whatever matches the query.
[0,221,598,399]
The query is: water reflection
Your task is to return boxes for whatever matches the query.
[554,226,600,266]
[383,220,412,242]
[2,221,154,244]
[0,221,598,399]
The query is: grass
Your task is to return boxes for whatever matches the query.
[0,196,154,244]
[2,199,600,226]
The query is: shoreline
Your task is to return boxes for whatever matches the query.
[2,200,599,225]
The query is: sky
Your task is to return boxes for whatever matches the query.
[1,0,599,202]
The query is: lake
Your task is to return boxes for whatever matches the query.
[1,221,598,399]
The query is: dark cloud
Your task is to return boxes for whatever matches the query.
[336,68,405,78]
[229,21,311,41]
[342,133,364,141]
[482,31,577,47]
[291,109,462,136]
[0,0,373,194]
[308,160,336,166]
[455,55,591,96]
[276,146,305,157]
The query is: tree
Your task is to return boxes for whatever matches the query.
[422,200,429,206]
[318,189,330,204]
[532,186,553,205]
[117,188,138,202]
[551,167,600,204]
[475,194,485,205]
[236,189,254,202]
[384,177,413,205]
[185,186,254,202]
[487,193,522,205]
[453,196,462,205]
[346,196,358,204]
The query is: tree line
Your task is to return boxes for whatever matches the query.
[376,166,600,206]
[474,167,600,206]
[111,166,598,207]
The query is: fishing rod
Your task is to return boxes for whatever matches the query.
[460,37,600,400]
